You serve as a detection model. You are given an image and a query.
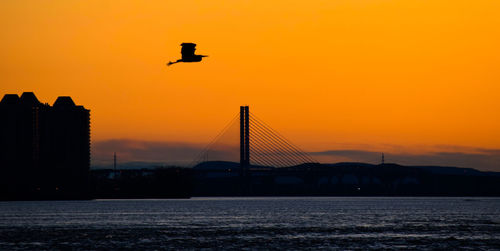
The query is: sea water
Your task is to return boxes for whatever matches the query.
[0,197,499,250]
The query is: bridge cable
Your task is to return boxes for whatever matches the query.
[191,113,239,166]
[249,121,305,166]
[250,113,317,164]
[249,134,297,167]
[249,118,314,165]
[249,123,305,167]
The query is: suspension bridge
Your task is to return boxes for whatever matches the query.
[193,106,318,173]
[188,106,494,196]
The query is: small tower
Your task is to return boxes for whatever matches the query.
[113,152,117,172]
[381,153,385,164]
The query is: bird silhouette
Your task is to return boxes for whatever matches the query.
[167,43,208,66]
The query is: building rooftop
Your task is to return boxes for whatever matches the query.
[0,94,20,106]
[19,92,41,106]
[1,92,87,111]
[53,96,76,108]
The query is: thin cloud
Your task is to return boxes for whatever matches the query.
[91,139,238,168]
[92,139,500,172]
[310,149,500,171]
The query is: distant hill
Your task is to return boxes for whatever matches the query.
[193,161,500,177]
[92,161,172,170]
[88,161,500,197]
[192,161,500,196]
[95,160,500,177]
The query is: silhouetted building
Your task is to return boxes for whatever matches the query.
[0,92,90,200]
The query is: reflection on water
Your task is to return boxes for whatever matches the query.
[0,197,499,250]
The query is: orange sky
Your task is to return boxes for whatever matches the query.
[1,0,500,159]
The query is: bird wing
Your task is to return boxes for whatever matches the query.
[181,43,196,58]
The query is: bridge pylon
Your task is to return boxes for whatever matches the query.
[193,105,317,170]
[240,106,250,176]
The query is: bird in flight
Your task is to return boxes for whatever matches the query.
[167,43,208,66]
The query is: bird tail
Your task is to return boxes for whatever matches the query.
[167,61,174,66]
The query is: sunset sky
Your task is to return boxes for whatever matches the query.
[1,0,499,170]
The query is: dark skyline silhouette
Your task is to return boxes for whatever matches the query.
[2,95,500,199]
[91,106,500,197]
[0,92,90,200]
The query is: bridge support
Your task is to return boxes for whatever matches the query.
[240,106,250,175]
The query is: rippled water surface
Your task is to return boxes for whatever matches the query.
[1,197,499,250]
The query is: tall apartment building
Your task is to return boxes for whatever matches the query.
[0,92,90,200]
